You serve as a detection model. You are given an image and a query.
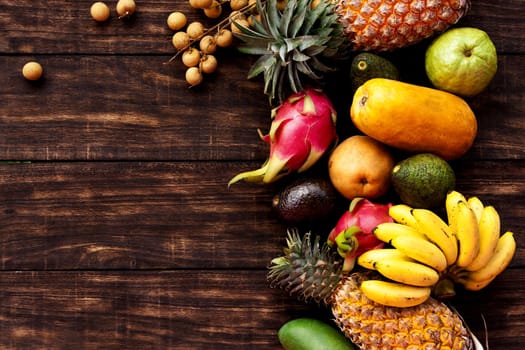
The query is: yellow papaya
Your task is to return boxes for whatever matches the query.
[350,78,477,160]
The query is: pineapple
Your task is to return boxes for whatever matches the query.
[235,0,470,101]
[268,230,480,349]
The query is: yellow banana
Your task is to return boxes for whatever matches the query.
[411,208,458,266]
[467,231,516,282]
[465,205,501,271]
[452,201,480,267]
[388,204,418,228]
[360,279,431,308]
[459,276,495,291]
[467,196,485,223]
[374,258,440,287]
[445,190,467,231]
[357,248,413,270]
[372,222,426,243]
[389,234,448,272]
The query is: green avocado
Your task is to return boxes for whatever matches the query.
[350,53,399,92]
[272,177,338,223]
[391,153,456,209]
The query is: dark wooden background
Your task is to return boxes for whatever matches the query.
[0,1,523,349]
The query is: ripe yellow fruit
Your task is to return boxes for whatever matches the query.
[215,29,233,48]
[167,12,187,31]
[22,61,44,81]
[116,0,136,18]
[187,21,205,40]
[230,0,249,10]
[351,78,477,160]
[90,2,110,22]
[199,35,217,54]
[328,135,394,200]
[200,55,218,74]
[189,0,213,9]
[172,31,190,51]
[204,0,222,19]
[182,48,201,67]
[186,67,203,86]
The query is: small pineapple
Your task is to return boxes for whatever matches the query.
[268,230,480,349]
[235,0,470,101]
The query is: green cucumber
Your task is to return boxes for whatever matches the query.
[278,318,355,350]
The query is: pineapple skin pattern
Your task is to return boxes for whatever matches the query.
[335,0,471,51]
[331,273,473,350]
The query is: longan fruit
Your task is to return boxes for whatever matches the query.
[230,0,248,11]
[199,35,217,54]
[186,21,205,40]
[199,55,218,74]
[215,29,233,48]
[185,67,203,86]
[182,48,201,67]
[172,31,191,50]
[116,0,136,18]
[189,0,213,9]
[203,1,222,19]
[167,12,187,31]
[22,61,43,81]
[90,2,111,22]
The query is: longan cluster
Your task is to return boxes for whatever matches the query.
[168,0,260,87]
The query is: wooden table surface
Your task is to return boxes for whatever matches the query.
[1,1,524,349]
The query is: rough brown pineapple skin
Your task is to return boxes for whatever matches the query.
[335,0,471,51]
[330,273,473,350]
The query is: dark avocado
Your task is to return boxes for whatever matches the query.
[272,177,338,223]
[350,53,400,92]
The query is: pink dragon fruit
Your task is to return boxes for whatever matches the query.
[327,197,393,272]
[228,88,337,186]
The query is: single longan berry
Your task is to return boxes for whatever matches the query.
[186,21,205,40]
[199,55,218,74]
[116,0,136,18]
[182,48,201,67]
[189,0,213,9]
[185,67,203,87]
[204,1,222,19]
[199,35,217,54]
[90,2,111,22]
[215,29,233,48]
[230,0,249,11]
[167,12,187,31]
[22,61,43,81]
[172,31,191,50]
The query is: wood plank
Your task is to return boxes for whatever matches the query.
[1,54,524,161]
[0,160,523,270]
[1,1,523,54]
[0,269,523,349]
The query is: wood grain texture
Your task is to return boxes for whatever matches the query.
[1,0,524,349]
[0,160,523,270]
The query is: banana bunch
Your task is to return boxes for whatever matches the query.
[357,190,517,308]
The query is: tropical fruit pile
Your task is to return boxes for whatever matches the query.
[186,0,512,347]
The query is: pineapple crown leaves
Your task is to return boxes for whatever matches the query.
[268,229,344,305]
[234,0,349,103]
